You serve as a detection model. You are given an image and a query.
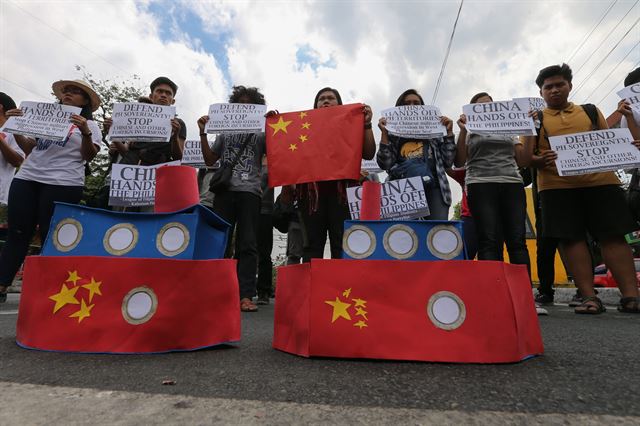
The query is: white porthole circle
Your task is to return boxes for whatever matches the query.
[383,224,418,259]
[426,225,463,260]
[122,287,158,325]
[52,218,83,252]
[343,225,376,259]
[156,222,190,257]
[103,223,138,256]
[427,291,466,331]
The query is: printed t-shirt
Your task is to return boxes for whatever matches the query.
[212,132,265,197]
[0,132,25,204]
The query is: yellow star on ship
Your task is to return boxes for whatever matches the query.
[299,134,308,143]
[82,278,102,302]
[69,299,94,323]
[354,320,368,330]
[301,122,311,130]
[288,144,298,152]
[299,111,308,119]
[268,116,292,136]
[352,298,367,308]
[325,297,352,323]
[355,307,368,320]
[49,283,80,313]
[66,270,82,286]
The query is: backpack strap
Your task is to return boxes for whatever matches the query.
[580,103,600,130]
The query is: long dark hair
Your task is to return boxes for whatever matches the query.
[395,89,425,106]
[313,87,343,109]
[229,85,266,105]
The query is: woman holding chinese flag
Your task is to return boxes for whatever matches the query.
[376,89,456,220]
[294,87,376,262]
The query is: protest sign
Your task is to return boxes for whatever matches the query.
[548,128,640,176]
[361,159,382,173]
[0,101,80,141]
[347,176,429,220]
[205,103,266,134]
[380,105,447,138]
[107,103,175,142]
[180,139,217,168]
[512,97,546,112]
[109,161,180,207]
[617,83,640,111]
[462,100,536,136]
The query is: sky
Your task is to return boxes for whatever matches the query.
[1,0,639,212]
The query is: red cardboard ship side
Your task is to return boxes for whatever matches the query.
[274,259,543,363]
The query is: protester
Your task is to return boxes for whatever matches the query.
[618,67,640,223]
[455,92,531,268]
[295,88,376,261]
[526,63,640,314]
[0,93,25,204]
[0,80,101,303]
[197,85,267,312]
[377,89,455,219]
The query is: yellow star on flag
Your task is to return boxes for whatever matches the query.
[49,284,80,313]
[299,111,308,119]
[288,144,298,152]
[355,307,368,320]
[66,270,82,286]
[301,122,311,130]
[342,288,351,298]
[354,320,368,329]
[299,134,308,142]
[82,278,102,302]
[352,298,367,308]
[325,297,352,323]
[268,116,292,136]
[69,299,94,323]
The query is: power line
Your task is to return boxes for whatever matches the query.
[583,39,640,102]
[571,15,640,99]
[0,77,51,100]
[596,59,640,105]
[431,0,464,105]
[567,0,618,63]
[573,0,638,77]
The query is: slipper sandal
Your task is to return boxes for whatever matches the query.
[575,296,606,315]
[240,298,258,312]
[618,296,640,313]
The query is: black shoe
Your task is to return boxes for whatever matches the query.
[0,292,6,303]
[534,292,554,306]
[256,294,270,305]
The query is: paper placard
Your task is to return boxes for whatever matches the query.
[549,128,640,176]
[347,176,429,220]
[108,103,175,142]
[381,105,447,138]
[361,159,382,173]
[109,161,180,207]
[617,83,640,111]
[512,97,546,112]
[0,101,80,141]
[462,100,536,136]
[205,103,266,134]
[180,139,217,168]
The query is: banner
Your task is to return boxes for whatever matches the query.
[548,128,640,176]
[107,103,175,142]
[462,99,536,136]
[205,103,266,134]
[346,176,429,220]
[109,161,180,207]
[617,83,640,111]
[0,101,80,141]
[180,139,213,168]
[380,105,447,138]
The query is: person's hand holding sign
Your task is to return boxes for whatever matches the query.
[440,116,453,136]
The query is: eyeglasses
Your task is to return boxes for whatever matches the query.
[61,86,86,96]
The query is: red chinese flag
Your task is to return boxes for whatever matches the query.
[266,103,364,187]
[274,259,543,363]
[17,256,240,353]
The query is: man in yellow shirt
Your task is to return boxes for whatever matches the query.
[526,63,639,314]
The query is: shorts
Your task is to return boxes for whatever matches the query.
[539,185,638,241]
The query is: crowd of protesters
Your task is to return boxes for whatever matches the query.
[0,64,639,316]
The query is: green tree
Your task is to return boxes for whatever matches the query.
[451,201,461,220]
[74,65,144,206]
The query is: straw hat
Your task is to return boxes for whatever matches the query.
[51,79,101,112]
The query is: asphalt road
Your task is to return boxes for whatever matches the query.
[1,293,639,424]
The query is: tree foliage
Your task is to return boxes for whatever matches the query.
[451,201,461,220]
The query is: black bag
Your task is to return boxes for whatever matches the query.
[272,195,295,233]
[208,136,251,194]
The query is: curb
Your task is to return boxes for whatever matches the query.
[534,288,622,306]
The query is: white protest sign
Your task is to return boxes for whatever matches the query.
[549,128,640,176]
[463,100,536,136]
[361,159,382,173]
[381,105,447,138]
[347,176,429,220]
[109,161,180,207]
[205,103,267,134]
[617,83,640,111]
[0,101,80,141]
[107,103,175,142]
[512,97,546,111]
[180,139,214,168]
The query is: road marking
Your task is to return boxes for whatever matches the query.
[0,310,18,315]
